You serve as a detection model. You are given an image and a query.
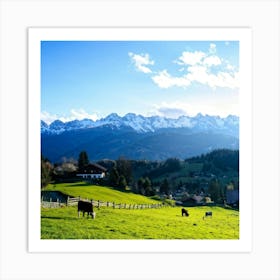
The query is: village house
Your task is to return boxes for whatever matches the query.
[76,163,107,179]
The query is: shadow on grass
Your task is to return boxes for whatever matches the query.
[66,183,92,187]
[42,216,80,221]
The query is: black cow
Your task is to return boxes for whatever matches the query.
[181,208,189,217]
[78,201,96,219]
[203,211,212,219]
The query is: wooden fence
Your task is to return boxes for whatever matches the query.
[41,198,65,208]
[41,196,165,210]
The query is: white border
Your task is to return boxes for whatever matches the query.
[28,27,252,253]
[1,1,279,279]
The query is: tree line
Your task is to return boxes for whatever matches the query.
[41,149,239,204]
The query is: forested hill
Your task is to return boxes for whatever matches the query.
[186,149,239,173]
[95,149,239,195]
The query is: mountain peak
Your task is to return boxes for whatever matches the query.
[42,113,239,136]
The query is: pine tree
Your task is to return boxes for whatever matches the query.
[78,151,89,171]
[160,178,170,195]
[109,167,120,188]
[143,177,153,196]
[119,175,127,190]
[208,179,223,203]
[116,157,132,185]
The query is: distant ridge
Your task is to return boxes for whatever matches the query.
[41,113,239,137]
[41,113,239,162]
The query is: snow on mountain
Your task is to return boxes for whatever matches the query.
[41,113,239,136]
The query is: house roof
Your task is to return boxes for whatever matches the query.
[78,163,107,174]
[192,195,203,203]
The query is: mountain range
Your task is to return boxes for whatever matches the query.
[41,113,239,162]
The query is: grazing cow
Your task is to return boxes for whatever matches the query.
[78,201,95,219]
[203,211,212,219]
[181,208,189,217]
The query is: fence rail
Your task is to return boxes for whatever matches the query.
[41,196,165,210]
[41,198,65,208]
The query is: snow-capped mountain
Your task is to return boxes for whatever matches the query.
[41,113,239,136]
[41,113,239,162]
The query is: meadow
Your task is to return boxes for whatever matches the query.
[41,183,239,239]
[44,182,159,204]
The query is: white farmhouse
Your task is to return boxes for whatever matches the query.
[76,163,107,179]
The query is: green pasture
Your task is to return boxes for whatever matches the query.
[41,182,239,239]
[44,182,159,204]
[41,205,239,239]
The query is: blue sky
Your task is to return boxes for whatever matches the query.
[41,41,239,124]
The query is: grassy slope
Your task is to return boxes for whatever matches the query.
[41,182,239,239]
[44,182,159,204]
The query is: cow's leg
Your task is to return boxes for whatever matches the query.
[78,210,80,218]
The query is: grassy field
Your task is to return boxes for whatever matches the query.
[44,182,159,204]
[41,182,239,239]
[41,206,239,239]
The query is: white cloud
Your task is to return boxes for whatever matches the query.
[150,102,190,118]
[129,52,154,74]
[209,43,216,54]
[129,43,239,90]
[203,55,221,66]
[41,109,100,124]
[152,70,191,89]
[152,42,238,90]
[150,100,239,119]
[177,51,206,66]
[41,111,59,124]
[69,109,99,121]
[186,64,239,89]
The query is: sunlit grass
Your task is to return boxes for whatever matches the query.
[44,182,159,204]
[41,206,239,239]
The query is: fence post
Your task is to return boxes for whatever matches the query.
[98,200,100,208]
[113,202,115,209]
[107,201,109,207]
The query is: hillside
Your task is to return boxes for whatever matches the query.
[41,182,239,239]
[44,182,160,204]
[41,127,238,163]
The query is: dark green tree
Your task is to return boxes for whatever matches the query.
[116,157,132,185]
[164,158,181,172]
[41,156,53,188]
[119,175,127,190]
[109,167,120,188]
[143,177,154,196]
[208,179,223,203]
[137,177,145,195]
[78,151,89,171]
[160,178,170,195]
